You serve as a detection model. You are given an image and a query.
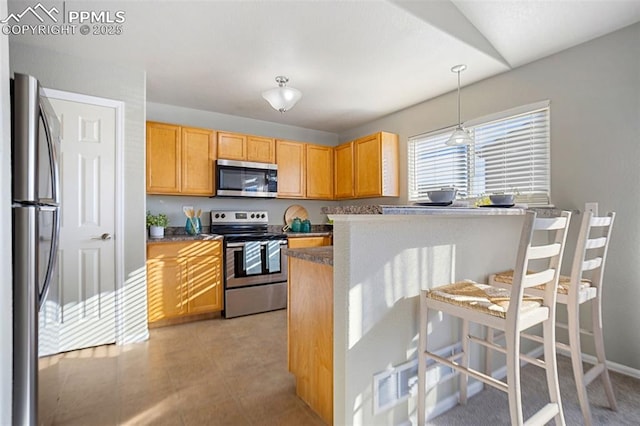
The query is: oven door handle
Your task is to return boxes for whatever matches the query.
[226,240,287,248]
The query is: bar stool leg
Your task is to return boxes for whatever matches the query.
[543,315,566,426]
[506,328,524,425]
[459,319,469,404]
[568,298,592,425]
[485,326,495,384]
[591,296,618,411]
[417,293,428,426]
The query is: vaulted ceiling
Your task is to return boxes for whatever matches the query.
[8,0,640,133]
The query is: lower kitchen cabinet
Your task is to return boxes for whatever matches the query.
[288,236,332,248]
[147,240,223,326]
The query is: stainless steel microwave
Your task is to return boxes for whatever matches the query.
[215,159,278,198]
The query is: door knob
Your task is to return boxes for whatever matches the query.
[92,233,112,241]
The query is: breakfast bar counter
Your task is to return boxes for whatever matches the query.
[325,209,534,425]
[322,204,528,216]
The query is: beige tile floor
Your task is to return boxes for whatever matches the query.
[39,309,326,426]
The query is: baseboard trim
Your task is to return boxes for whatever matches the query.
[425,381,484,421]
[556,347,640,380]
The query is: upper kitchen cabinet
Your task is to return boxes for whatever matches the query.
[217,131,275,163]
[146,121,216,196]
[306,144,334,199]
[146,122,181,194]
[247,135,276,163]
[334,141,354,199]
[276,140,306,198]
[354,131,399,198]
[217,132,246,161]
[181,127,216,195]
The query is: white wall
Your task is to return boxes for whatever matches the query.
[10,42,149,344]
[339,23,640,371]
[146,102,340,227]
[0,0,13,422]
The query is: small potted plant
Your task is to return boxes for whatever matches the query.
[146,211,169,238]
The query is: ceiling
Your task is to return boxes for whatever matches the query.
[7,0,640,133]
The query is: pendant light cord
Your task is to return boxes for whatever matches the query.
[457,70,461,128]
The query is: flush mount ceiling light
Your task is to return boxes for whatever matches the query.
[446,64,473,147]
[262,76,302,113]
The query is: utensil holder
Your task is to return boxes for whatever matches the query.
[186,217,202,235]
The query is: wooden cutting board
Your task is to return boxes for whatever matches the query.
[284,204,309,225]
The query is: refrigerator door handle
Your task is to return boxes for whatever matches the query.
[39,107,61,205]
[39,206,60,310]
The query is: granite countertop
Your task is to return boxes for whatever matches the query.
[322,205,563,217]
[285,231,332,238]
[269,224,332,238]
[282,246,333,266]
[147,229,223,243]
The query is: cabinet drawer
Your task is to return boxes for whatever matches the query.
[287,236,332,249]
[148,240,221,258]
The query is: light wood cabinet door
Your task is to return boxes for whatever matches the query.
[147,255,186,322]
[217,132,247,161]
[334,141,354,199]
[247,136,275,163]
[181,127,216,195]
[354,134,382,197]
[146,122,181,194]
[186,242,223,314]
[354,132,399,198]
[288,236,332,248]
[276,140,306,198]
[306,144,334,199]
[147,241,223,325]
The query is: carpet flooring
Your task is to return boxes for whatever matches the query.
[429,354,640,425]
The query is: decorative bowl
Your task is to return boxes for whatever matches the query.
[427,188,457,203]
[489,193,515,205]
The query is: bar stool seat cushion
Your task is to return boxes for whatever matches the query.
[427,280,543,319]
[492,270,592,295]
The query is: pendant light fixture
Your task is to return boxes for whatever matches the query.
[262,76,302,113]
[446,64,473,146]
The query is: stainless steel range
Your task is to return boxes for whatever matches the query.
[211,210,288,318]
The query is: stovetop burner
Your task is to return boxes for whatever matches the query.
[210,210,287,242]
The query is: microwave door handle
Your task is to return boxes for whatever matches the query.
[38,207,60,310]
[40,108,61,205]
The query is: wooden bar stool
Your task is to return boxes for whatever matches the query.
[488,209,617,425]
[418,211,571,426]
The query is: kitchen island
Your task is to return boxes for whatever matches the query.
[321,206,539,425]
[283,246,334,424]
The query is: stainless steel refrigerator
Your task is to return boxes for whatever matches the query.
[11,73,61,426]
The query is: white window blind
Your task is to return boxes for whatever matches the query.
[408,102,550,205]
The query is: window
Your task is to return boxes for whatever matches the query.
[408,101,550,205]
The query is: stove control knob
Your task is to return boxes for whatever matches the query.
[214,213,220,219]
[261,213,266,218]
[251,213,255,219]
[221,213,226,219]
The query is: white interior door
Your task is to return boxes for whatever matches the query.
[44,98,117,354]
